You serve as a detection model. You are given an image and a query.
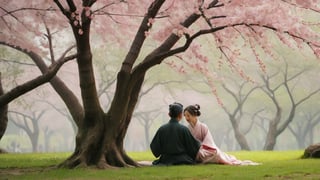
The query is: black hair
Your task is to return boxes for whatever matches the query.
[169,102,183,118]
[184,104,201,117]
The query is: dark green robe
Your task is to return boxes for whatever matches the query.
[150,119,201,165]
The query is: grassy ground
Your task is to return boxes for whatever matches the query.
[0,151,319,180]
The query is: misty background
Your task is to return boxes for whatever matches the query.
[1,30,320,153]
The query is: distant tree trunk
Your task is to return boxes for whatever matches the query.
[44,127,55,152]
[144,121,150,147]
[263,106,282,150]
[229,116,251,150]
[135,110,161,149]
[31,134,39,152]
[289,112,320,149]
[0,73,8,141]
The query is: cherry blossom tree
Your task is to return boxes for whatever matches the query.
[0,0,320,168]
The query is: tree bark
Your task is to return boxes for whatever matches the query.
[229,116,251,150]
[60,70,143,168]
[263,103,282,150]
[0,73,8,141]
[58,5,144,166]
[56,0,217,168]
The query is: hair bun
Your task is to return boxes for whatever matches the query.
[195,104,200,110]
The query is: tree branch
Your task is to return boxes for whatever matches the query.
[0,54,76,106]
[66,0,77,12]
[297,89,320,106]
[9,111,33,135]
[53,0,69,17]
[44,21,55,63]
[121,0,166,72]
[0,7,55,17]
[0,41,83,127]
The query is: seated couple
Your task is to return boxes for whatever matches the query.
[150,102,259,166]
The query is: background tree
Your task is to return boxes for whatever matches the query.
[220,81,259,150]
[0,0,319,168]
[9,110,46,152]
[288,110,320,149]
[43,126,55,152]
[134,109,162,149]
[259,63,320,150]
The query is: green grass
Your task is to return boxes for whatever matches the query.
[0,151,319,180]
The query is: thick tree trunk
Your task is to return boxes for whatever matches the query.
[59,11,143,166]
[57,0,204,168]
[0,73,8,141]
[60,71,143,168]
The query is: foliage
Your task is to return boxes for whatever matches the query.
[1,151,320,179]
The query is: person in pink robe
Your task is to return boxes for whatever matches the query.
[184,104,260,165]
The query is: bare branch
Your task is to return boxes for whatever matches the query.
[297,89,320,106]
[9,111,33,135]
[43,20,55,63]
[222,84,240,105]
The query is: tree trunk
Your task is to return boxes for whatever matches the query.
[264,121,278,150]
[44,130,54,152]
[230,117,251,150]
[60,70,143,168]
[31,135,39,152]
[57,0,202,168]
[59,12,144,166]
[0,73,8,141]
[263,108,281,150]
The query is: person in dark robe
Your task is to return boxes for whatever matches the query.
[150,102,201,165]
